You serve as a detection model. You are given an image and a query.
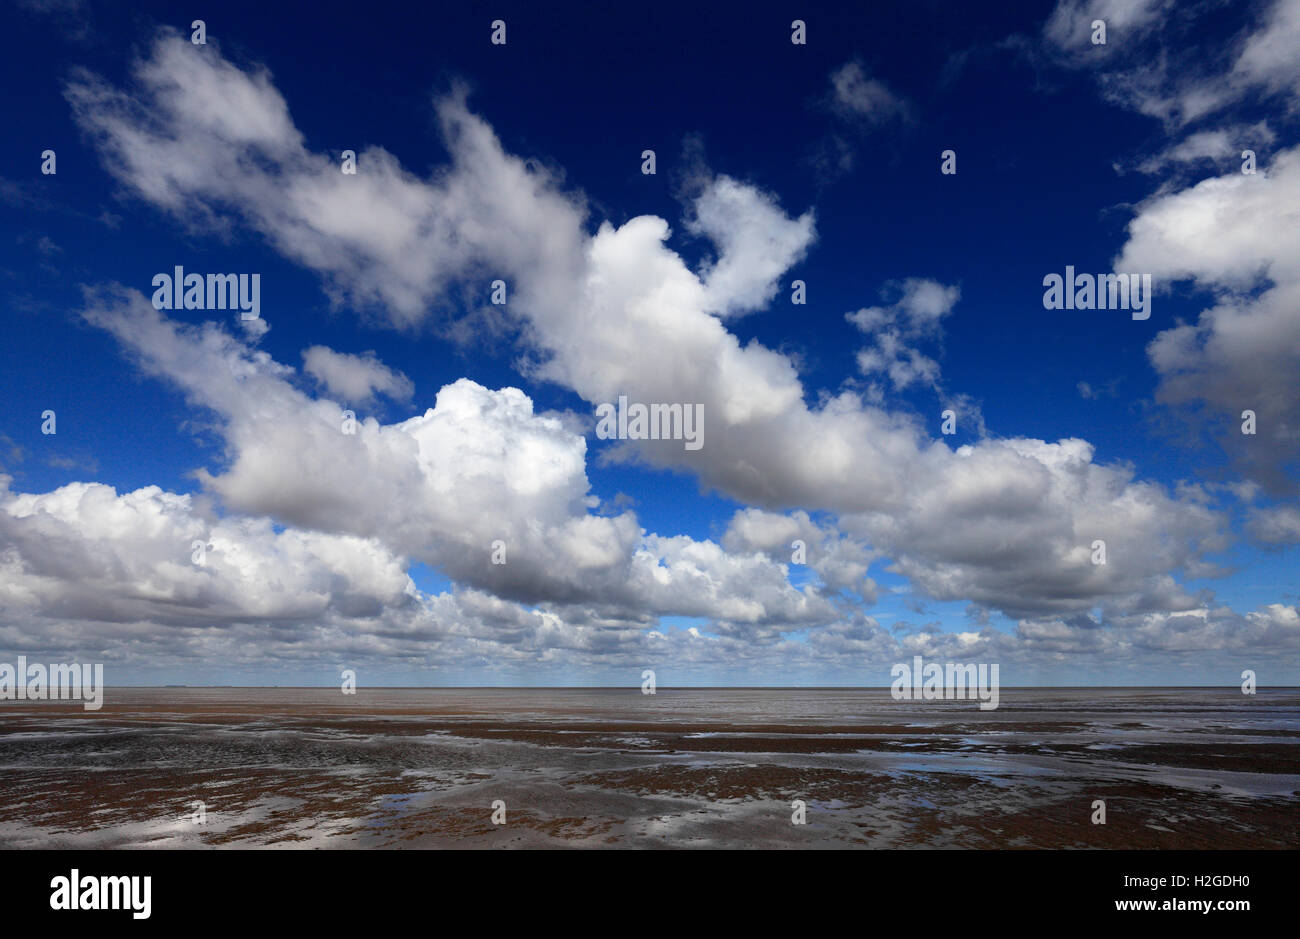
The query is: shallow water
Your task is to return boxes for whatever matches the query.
[0,687,1296,848]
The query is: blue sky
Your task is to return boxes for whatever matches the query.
[1,0,1298,685]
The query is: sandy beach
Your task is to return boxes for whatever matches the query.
[1,687,1296,849]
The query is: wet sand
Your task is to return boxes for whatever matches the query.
[0,687,1296,848]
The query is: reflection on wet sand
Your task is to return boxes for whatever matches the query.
[1,687,1296,848]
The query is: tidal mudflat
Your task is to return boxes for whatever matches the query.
[1,687,1295,849]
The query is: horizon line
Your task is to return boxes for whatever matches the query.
[45,683,1297,690]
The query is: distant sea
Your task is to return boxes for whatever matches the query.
[1,687,1296,848]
